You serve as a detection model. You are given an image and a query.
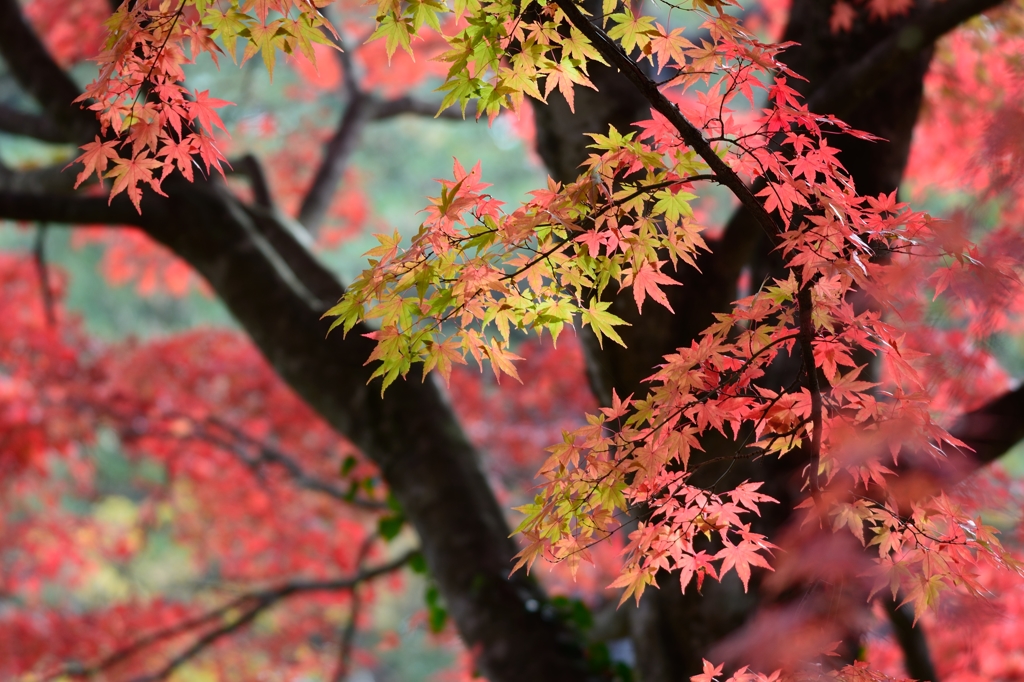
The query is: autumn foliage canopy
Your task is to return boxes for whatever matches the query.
[2,0,1024,680]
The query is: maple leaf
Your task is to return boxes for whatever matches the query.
[691,660,725,682]
[830,1,857,33]
[207,8,250,56]
[243,0,278,25]
[284,15,337,67]
[580,299,629,349]
[629,261,679,313]
[715,534,774,592]
[187,131,228,175]
[678,550,718,594]
[606,9,658,55]
[649,23,693,73]
[189,90,232,136]
[422,337,467,385]
[369,14,413,62]
[156,136,196,182]
[70,136,120,188]
[729,482,776,515]
[105,153,167,213]
[542,59,595,113]
[608,565,657,606]
[241,20,289,77]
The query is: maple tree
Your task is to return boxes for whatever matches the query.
[2,0,1024,679]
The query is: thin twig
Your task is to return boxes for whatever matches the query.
[549,0,783,243]
[33,223,56,326]
[48,550,416,682]
[797,281,824,515]
[331,535,376,681]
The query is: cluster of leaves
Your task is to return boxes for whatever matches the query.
[326,148,710,390]
[322,0,1023,623]
[71,0,339,210]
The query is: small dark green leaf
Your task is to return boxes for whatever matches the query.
[425,584,448,633]
[378,514,405,541]
[409,551,428,574]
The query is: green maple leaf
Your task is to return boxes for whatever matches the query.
[206,8,250,57]
[369,14,413,61]
[241,20,289,77]
[284,15,337,66]
[653,189,697,223]
[607,10,658,54]
[580,300,629,348]
[409,0,445,33]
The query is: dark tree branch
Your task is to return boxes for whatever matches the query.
[294,15,475,234]
[138,552,411,682]
[228,153,276,209]
[549,0,782,242]
[371,95,478,121]
[0,190,142,226]
[883,596,940,682]
[295,90,477,235]
[131,551,414,682]
[0,104,77,143]
[797,281,823,507]
[46,595,251,681]
[32,223,56,326]
[199,416,388,511]
[947,383,1024,468]
[331,535,376,682]
[0,159,82,195]
[0,0,99,143]
[807,0,1009,118]
[297,92,374,234]
[48,550,414,681]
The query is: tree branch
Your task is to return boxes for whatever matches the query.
[200,416,388,511]
[228,153,276,209]
[0,0,99,143]
[331,535,376,682]
[883,596,939,682]
[33,223,56,326]
[297,92,374,234]
[0,104,78,143]
[50,550,415,682]
[949,383,1024,468]
[0,190,143,226]
[549,0,782,242]
[797,281,823,508]
[807,0,1009,118]
[371,95,478,121]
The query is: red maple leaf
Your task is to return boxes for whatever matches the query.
[106,153,167,213]
[630,261,679,312]
[715,533,774,592]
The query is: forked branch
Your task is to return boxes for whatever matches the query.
[807,0,1009,117]
[549,0,783,242]
[47,550,416,682]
